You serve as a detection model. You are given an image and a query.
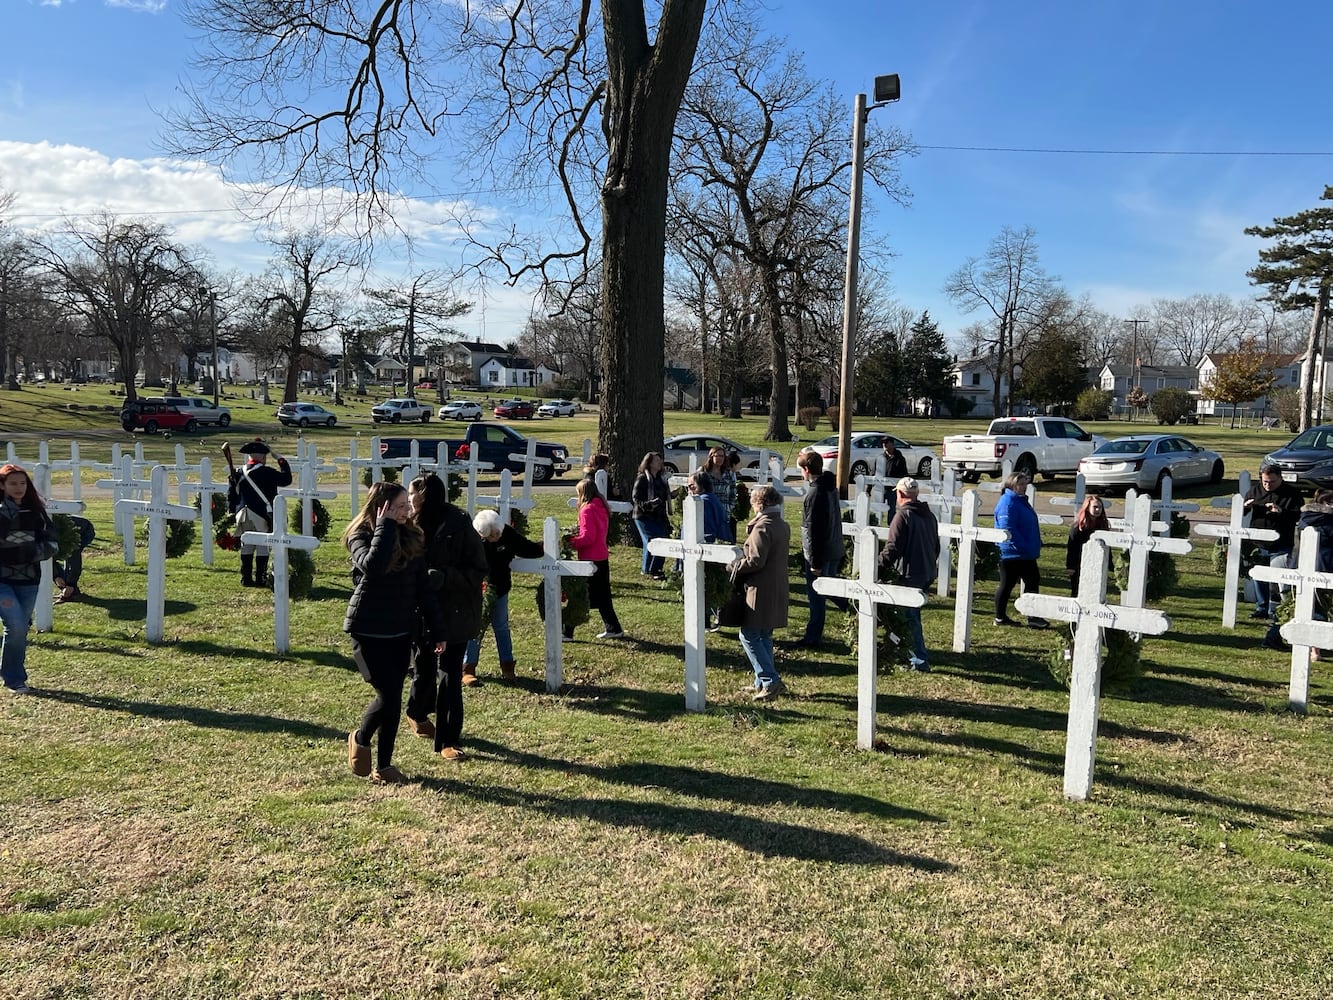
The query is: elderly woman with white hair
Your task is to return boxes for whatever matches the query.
[464,508,545,683]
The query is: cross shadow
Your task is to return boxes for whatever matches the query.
[1096,770,1312,823]
[33,687,345,741]
[415,741,951,868]
[1149,661,1287,691]
[74,594,198,620]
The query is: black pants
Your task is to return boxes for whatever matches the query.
[567,559,622,638]
[407,641,468,752]
[995,559,1041,620]
[352,634,413,770]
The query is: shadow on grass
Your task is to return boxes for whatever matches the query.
[33,687,346,741]
[424,745,952,869]
[76,594,198,620]
[1149,661,1287,691]
[880,693,1188,746]
[1096,770,1312,823]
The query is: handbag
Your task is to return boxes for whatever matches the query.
[716,572,749,628]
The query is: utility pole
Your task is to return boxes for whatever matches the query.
[1122,319,1147,388]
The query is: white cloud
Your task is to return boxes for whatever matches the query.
[106,0,168,12]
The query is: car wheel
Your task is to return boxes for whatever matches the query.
[121,422,135,433]
[299,417,310,428]
[219,414,231,428]
[144,420,159,434]
[917,456,933,479]
[663,462,679,476]
[850,460,869,478]
[1210,459,1224,484]
[326,417,337,428]
[421,412,430,423]
[531,462,551,484]
[1015,455,1037,480]
[472,413,481,422]
[391,413,401,423]
[961,471,981,484]
[185,419,198,433]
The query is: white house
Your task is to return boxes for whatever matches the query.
[478,355,560,389]
[456,341,514,384]
[1196,352,1299,418]
[949,355,1011,418]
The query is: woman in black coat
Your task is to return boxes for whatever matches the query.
[406,473,488,761]
[343,482,445,785]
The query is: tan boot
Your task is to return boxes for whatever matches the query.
[407,716,436,739]
[347,732,371,777]
[462,663,479,687]
[499,660,517,682]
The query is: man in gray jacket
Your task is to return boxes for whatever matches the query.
[878,477,940,671]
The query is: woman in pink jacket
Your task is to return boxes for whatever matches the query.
[566,477,626,640]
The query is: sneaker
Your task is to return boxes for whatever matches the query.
[1250,608,1271,620]
[907,658,931,673]
[993,617,1016,627]
[752,679,788,702]
[1027,617,1051,630]
[7,685,32,696]
[596,629,625,639]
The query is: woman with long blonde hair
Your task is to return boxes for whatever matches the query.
[342,482,445,784]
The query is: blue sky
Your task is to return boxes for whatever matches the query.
[4,0,1332,346]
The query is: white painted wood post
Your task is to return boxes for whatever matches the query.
[510,517,595,694]
[115,467,199,643]
[1193,495,1277,628]
[937,490,1009,653]
[31,464,86,633]
[239,495,321,654]
[1253,525,1333,714]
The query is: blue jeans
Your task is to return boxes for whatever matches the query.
[1256,547,1293,614]
[902,604,928,668]
[465,591,513,664]
[739,626,780,689]
[56,517,96,588]
[0,582,40,690]
[634,517,670,575]
[802,556,846,643]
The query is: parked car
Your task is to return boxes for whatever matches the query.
[661,434,763,476]
[371,398,432,423]
[1078,435,1224,493]
[494,398,535,420]
[158,395,232,427]
[379,423,570,482]
[276,402,338,428]
[1263,424,1333,489]
[799,431,937,480]
[439,400,484,421]
[120,399,197,435]
[537,399,579,417]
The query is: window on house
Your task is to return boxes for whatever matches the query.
[971,373,981,386]
[487,370,498,383]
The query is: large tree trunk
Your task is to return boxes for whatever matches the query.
[283,321,305,403]
[600,0,707,497]
[1299,284,1329,431]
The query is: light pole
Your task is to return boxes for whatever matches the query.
[836,74,900,495]
[199,287,219,406]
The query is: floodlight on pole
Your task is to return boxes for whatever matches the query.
[836,75,900,495]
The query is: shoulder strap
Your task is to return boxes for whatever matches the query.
[238,465,273,515]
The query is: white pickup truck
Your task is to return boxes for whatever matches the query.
[942,416,1103,482]
[371,397,433,423]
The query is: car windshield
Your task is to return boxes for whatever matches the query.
[1096,440,1151,456]
[812,435,839,447]
[1285,428,1333,451]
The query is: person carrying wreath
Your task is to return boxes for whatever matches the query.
[0,464,59,694]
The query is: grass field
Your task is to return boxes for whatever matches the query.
[1,385,1331,998]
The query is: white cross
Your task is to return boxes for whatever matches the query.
[115,466,200,643]
[814,527,927,750]
[937,490,1009,652]
[1048,472,1089,516]
[1210,470,1254,511]
[179,457,231,565]
[1111,490,1167,535]
[341,437,400,516]
[96,454,153,555]
[646,497,743,711]
[30,463,86,633]
[476,469,536,523]
[48,442,94,502]
[1095,492,1192,609]
[510,516,596,693]
[1150,474,1201,521]
[839,493,891,576]
[1194,494,1278,628]
[458,445,495,515]
[1253,525,1333,714]
[508,437,554,511]
[278,461,337,537]
[240,494,322,654]
[1017,537,1171,800]
[918,473,963,597]
[162,444,204,505]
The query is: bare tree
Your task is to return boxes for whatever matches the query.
[944,226,1058,416]
[366,273,473,402]
[35,214,196,401]
[172,0,707,498]
[1151,293,1255,367]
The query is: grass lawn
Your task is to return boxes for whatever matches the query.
[1,387,1331,998]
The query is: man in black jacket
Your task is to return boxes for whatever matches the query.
[793,450,846,648]
[230,439,293,588]
[1245,461,1303,620]
[878,476,940,671]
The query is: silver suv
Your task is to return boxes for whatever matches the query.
[160,395,232,427]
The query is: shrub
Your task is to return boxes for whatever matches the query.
[1073,387,1113,421]
[945,395,975,419]
[797,405,822,431]
[826,404,840,430]
[1272,387,1301,432]
[1150,387,1191,425]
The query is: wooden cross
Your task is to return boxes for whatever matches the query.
[458,445,494,515]
[160,444,204,504]
[510,516,596,694]
[278,460,338,538]
[30,463,86,633]
[1193,495,1278,628]
[179,457,231,566]
[1096,492,1192,609]
[1016,537,1171,800]
[115,466,199,643]
[96,454,153,554]
[1210,471,1254,512]
[48,442,93,502]
[343,436,400,516]
[646,497,743,711]
[508,436,553,512]
[814,527,927,750]
[239,494,322,654]
[937,490,1009,652]
[1252,524,1333,714]
[476,469,536,523]
[1149,474,1201,522]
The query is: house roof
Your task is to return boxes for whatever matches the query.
[1101,363,1197,379]
[457,341,511,355]
[481,355,535,370]
[1203,352,1299,368]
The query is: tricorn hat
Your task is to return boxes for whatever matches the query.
[238,439,271,456]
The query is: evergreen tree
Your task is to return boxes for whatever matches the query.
[1246,186,1333,431]
[902,311,954,415]
[1015,326,1086,411]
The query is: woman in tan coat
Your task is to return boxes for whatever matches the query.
[728,484,791,701]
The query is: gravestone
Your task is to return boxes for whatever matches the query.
[646,496,743,711]
[1016,537,1171,800]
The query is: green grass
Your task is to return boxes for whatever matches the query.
[1,387,1331,997]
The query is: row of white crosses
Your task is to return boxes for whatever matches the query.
[29,464,86,634]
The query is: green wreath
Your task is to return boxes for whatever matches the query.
[842,604,915,670]
[1112,547,1178,602]
[50,514,82,562]
[1047,624,1143,690]
[287,548,316,600]
[477,580,501,640]
[951,538,999,581]
[534,536,591,628]
[290,497,331,540]
[669,560,734,612]
[361,467,400,488]
[139,517,196,558]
